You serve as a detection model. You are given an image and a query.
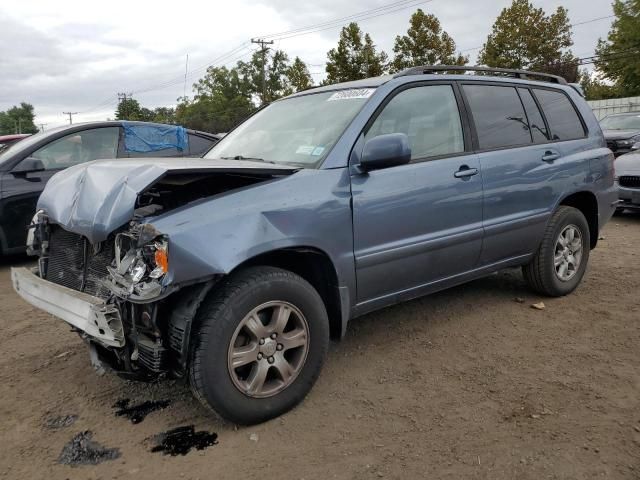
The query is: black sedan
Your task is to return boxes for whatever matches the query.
[0,121,219,255]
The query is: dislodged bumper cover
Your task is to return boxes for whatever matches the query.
[37,157,298,244]
[11,267,124,347]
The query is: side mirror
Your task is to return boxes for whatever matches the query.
[12,157,45,175]
[360,133,411,171]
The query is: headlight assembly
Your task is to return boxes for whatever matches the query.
[106,226,169,300]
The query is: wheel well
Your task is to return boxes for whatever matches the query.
[237,248,343,340]
[560,192,598,249]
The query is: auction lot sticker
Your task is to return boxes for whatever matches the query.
[327,89,375,101]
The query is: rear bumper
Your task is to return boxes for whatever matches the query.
[11,267,125,348]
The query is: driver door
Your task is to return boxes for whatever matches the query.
[351,83,483,309]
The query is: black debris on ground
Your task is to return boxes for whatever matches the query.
[43,414,78,430]
[113,398,171,424]
[150,425,218,456]
[58,431,121,466]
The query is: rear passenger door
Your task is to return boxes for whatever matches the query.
[351,83,483,306]
[461,83,586,266]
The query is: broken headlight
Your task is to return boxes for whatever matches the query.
[106,227,169,300]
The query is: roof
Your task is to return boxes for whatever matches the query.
[0,134,31,142]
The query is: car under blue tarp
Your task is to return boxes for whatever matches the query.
[122,122,189,153]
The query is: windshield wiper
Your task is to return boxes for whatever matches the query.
[221,155,275,164]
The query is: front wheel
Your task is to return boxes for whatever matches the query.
[523,206,590,297]
[188,266,329,425]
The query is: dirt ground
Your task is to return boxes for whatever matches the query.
[1,215,639,480]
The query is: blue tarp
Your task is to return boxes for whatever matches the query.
[122,122,188,153]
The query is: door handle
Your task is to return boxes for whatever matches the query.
[454,165,479,179]
[542,151,560,163]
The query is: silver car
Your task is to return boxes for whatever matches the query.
[615,152,640,212]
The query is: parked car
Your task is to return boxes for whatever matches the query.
[599,112,640,157]
[614,151,640,212]
[0,134,31,153]
[12,66,616,424]
[0,121,219,255]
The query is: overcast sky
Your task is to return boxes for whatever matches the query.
[0,0,614,130]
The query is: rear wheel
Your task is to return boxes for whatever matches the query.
[189,266,329,425]
[523,206,590,297]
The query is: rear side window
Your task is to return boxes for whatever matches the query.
[532,89,585,141]
[463,85,532,149]
[188,134,217,157]
[517,88,550,143]
[365,85,464,160]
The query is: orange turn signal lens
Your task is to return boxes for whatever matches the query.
[154,247,169,273]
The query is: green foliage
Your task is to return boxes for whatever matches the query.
[238,49,295,103]
[175,66,255,133]
[325,23,388,84]
[579,70,624,100]
[391,9,467,73]
[595,0,640,97]
[287,57,314,92]
[478,0,575,71]
[0,103,39,135]
[115,97,143,121]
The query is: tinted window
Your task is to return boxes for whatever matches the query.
[463,85,532,149]
[533,89,585,140]
[29,127,119,170]
[365,85,464,160]
[517,88,550,143]
[188,134,216,157]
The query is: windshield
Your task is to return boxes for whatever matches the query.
[600,114,640,130]
[205,89,375,167]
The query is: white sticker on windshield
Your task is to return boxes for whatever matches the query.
[327,88,375,101]
[296,145,315,155]
[311,146,325,156]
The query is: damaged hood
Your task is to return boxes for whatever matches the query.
[38,157,297,244]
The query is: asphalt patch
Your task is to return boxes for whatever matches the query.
[113,398,170,424]
[151,425,218,456]
[58,431,121,466]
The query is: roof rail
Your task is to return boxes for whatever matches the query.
[393,65,568,85]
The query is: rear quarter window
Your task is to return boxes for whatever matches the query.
[532,89,586,141]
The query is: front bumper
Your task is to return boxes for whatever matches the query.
[11,267,125,348]
[618,185,640,210]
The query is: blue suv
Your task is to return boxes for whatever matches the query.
[13,66,617,424]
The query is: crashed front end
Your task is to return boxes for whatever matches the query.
[14,211,177,378]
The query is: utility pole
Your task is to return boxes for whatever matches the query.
[183,54,189,100]
[63,112,78,124]
[117,92,133,119]
[251,38,274,104]
[39,123,47,132]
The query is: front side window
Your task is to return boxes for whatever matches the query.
[364,85,464,160]
[206,89,374,167]
[463,84,532,149]
[533,89,585,140]
[28,127,119,170]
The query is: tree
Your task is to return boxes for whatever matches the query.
[287,57,314,92]
[175,66,255,133]
[325,23,388,84]
[595,0,640,97]
[579,70,623,100]
[238,49,294,103]
[478,0,576,72]
[115,97,143,120]
[0,103,39,135]
[391,9,467,73]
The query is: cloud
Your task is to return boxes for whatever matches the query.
[0,0,614,129]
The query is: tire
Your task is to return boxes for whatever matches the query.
[523,206,591,297]
[188,266,329,425]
